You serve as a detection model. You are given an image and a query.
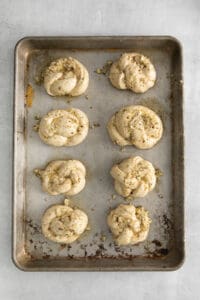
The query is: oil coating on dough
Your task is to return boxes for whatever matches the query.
[44,57,89,97]
[110,156,156,198]
[107,204,151,246]
[35,160,86,196]
[38,108,89,147]
[109,53,156,93]
[107,105,163,149]
[42,199,88,244]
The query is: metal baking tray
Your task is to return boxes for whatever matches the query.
[13,36,184,271]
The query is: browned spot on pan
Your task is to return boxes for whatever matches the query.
[25,84,34,107]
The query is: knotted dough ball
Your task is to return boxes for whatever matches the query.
[44,57,89,97]
[35,160,86,196]
[107,204,151,246]
[38,108,89,147]
[109,53,156,93]
[42,199,88,244]
[107,105,163,149]
[110,156,156,198]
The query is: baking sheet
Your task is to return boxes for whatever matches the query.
[13,37,184,271]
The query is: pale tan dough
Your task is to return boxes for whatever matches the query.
[110,156,156,198]
[38,108,89,147]
[35,160,86,196]
[107,204,151,246]
[107,105,163,149]
[109,53,156,93]
[44,57,89,97]
[42,199,88,244]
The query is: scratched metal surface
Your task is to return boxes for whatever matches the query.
[13,37,184,270]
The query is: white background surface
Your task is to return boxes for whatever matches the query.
[0,0,199,299]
